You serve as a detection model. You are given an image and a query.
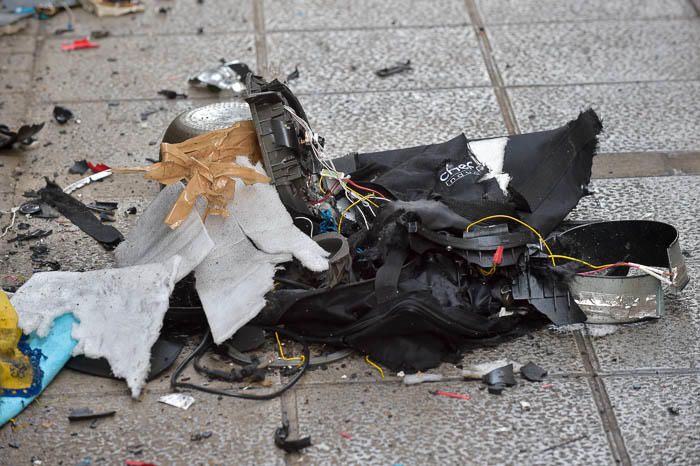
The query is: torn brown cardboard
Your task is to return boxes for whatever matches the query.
[79,0,145,17]
[114,121,269,228]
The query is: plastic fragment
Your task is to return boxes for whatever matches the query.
[402,373,443,386]
[158,393,194,410]
[274,420,311,452]
[52,106,73,124]
[68,160,89,175]
[520,361,548,382]
[87,161,111,173]
[63,170,112,194]
[375,60,412,78]
[157,90,187,100]
[61,38,99,51]
[68,408,116,421]
[339,432,352,440]
[482,364,517,395]
[430,390,470,400]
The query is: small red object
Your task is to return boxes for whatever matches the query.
[542,383,554,389]
[339,431,353,440]
[433,390,470,400]
[492,245,504,265]
[62,38,100,51]
[87,161,111,173]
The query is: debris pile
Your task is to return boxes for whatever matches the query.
[0,72,690,443]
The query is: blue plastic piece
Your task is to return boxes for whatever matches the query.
[0,313,78,426]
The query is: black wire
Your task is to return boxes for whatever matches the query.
[170,328,310,400]
[273,277,315,290]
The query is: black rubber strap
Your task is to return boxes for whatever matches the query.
[375,248,409,303]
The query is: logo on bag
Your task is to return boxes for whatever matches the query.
[439,161,482,186]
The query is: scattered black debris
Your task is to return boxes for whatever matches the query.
[54,26,74,35]
[668,406,680,416]
[520,362,548,382]
[482,364,517,395]
[7,229,53,243]
[127,443,144,455]
[375,60,412,78]
[99,211,115,222]
[16,222,30,230]
[68,407,116,422]
[69,159,90,175]
[140,108,160,121]
[126,206,138,215]
[158,89,187,100]
[91,30,110,39]
[190,431,213,442]
[22,190,38,198]
[632,383,642,390]
[19,202,41,215]
[38,179,123,249]
[196,27,204,35]
[0,123,44,150]
[274,419,311,453]
[540,434,589,453]
[158,6,171,14]
[286,66,300,82]
[145,157,158,164]
[53,105,74,124]
[86,201,119,213]
[8,442,20,449]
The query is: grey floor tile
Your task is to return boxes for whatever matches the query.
[604,374,700,465]
[37,0,253,37]
[0,390,285,466]
[1,52,33,72]
[0,34,36,53]
[20,99,218,183]
[0,69,32,94]
[567,176,700,371]
[264,0,469,30]
[488,19,700,85]
[299,87,504,156]
[477,0,697,24]
[267,27,490,94]
[0,92,28,122]
[35,33,255,101]
[295,379,614,465]
[508,81,700,153]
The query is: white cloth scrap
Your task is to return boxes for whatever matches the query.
[232,158,329,273]
[114,183,214,282]
[194,204,292,344]
[11,257,181,398]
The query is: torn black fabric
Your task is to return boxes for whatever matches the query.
[336,110,601,236]
[38,179,123,249]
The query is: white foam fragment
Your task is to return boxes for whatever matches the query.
[468,137,511,194]
[11,257,181,398]
[195,205,291,344]
[114,182,214,282]
[232,158,329,272]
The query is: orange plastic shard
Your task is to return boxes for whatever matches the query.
[114,120,269,228]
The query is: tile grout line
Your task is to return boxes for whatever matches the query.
[463,0,520,135]
[252,0,269,77]
[575,331,632,465]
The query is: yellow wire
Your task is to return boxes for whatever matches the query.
[548,255,618,270]
[344,182,379,208]
[275,332,305,365]
[365,355,385,379]
[466,215,556,266]
[319,175,325,193]
[479,264,496,276]
[337,193,375,232]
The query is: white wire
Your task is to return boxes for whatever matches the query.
[343,190,370,230]
[293,216,314,236]
[0,207,18,239]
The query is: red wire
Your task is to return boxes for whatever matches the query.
[344,179,388,199]
[310,181,340,205]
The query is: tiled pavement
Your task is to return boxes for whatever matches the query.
[0,1,699,464]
